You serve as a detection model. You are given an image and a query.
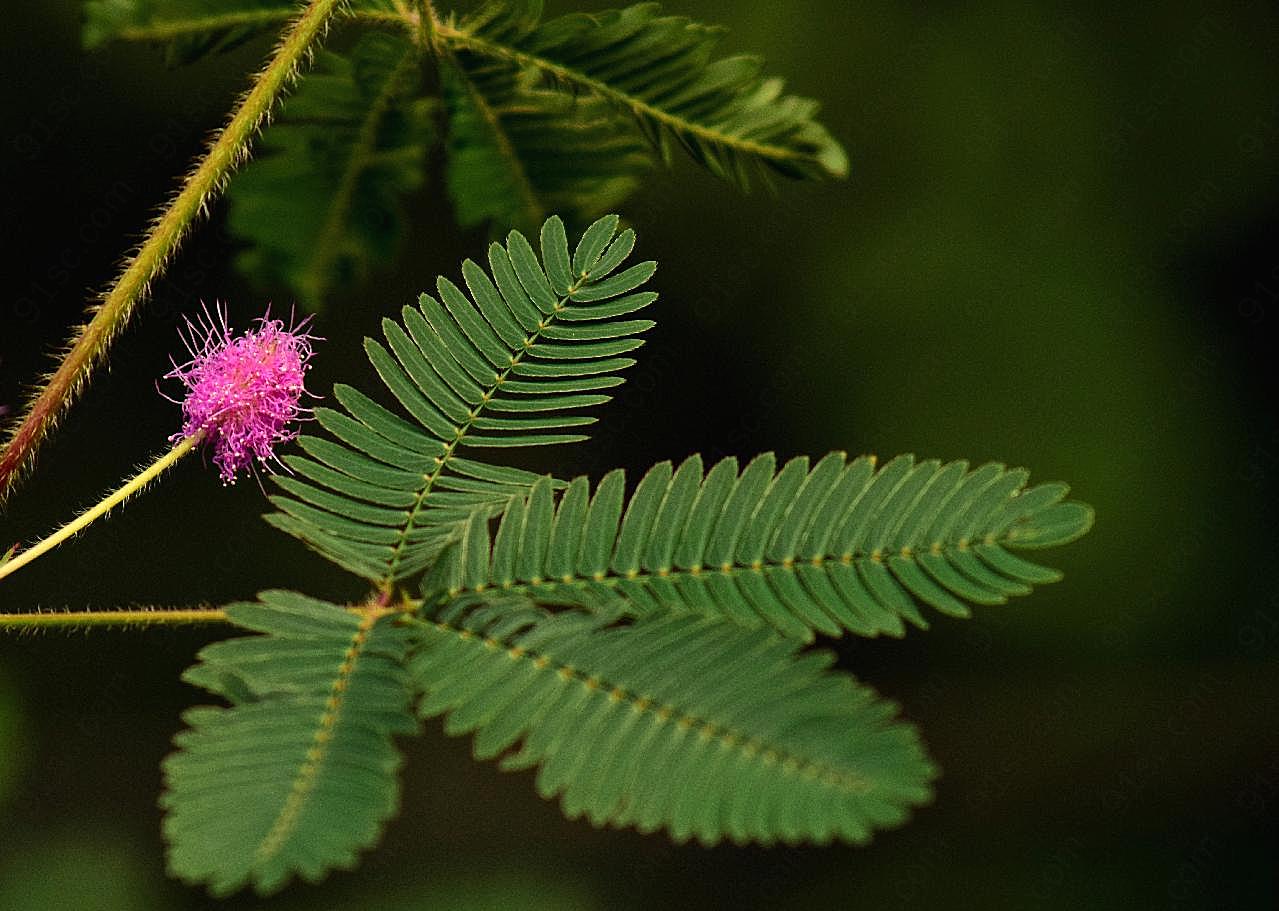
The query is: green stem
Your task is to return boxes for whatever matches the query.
[417,1,441,53]
[107,8,408,44]
[0,434,200,583]
[111,9,311,42]
[0,598,404,634]
[0,0,346,502]
[0,608,229,632]
[0,600,411,633]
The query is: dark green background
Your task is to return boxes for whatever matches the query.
[2,1,1277,908]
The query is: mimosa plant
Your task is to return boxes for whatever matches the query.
[0,0,1093,897]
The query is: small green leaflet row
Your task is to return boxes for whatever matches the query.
[408,598,934,846]
[164,592,417,896]
[427,453,1094,640]
[267,214,657,585]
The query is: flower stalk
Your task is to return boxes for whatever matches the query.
[0,433,201,583]
[1,301,318,582]
[0,0,345,502]
[0,600,407,633]
[0,607,229,632]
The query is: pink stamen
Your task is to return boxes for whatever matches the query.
[163,303,319,484]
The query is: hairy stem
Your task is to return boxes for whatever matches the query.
[0,434,200,583]
[0,607,229,632]
[0,0,346,502]
[416,1,441,53]
[0,600,403,633]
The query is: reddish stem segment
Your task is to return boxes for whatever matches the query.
[0,0,346,501]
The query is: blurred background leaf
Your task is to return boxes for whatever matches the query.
[443,0,849,188]
[83,0,296,64]
[0,828,165,911]
[226,31,434,308]
[86,0,852,307]
[82,0,401,65]
[442,53,653,233]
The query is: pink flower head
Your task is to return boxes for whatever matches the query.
[163,304,318,484]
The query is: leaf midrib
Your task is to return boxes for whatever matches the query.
[253,607,384,864]
[380,280,585,584]
[455,531,1030,598]
[437,25,811,166]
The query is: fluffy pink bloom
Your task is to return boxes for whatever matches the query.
[163,304,317,484]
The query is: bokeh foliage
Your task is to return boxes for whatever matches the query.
[84,0,848,308]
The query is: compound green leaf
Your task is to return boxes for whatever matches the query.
[408,601,934,845]
[429,455,1094,640]
[162,591,417,896]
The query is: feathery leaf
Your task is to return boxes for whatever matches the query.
[162,591,417,896]
[83,0,402,63]
[426,454,1094,640]
[227,32,433,307]
[268,214,657,584]
[442,48,652,232]
[443,1,849,188]
[85,0,297,63]
[408,600,934,845]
